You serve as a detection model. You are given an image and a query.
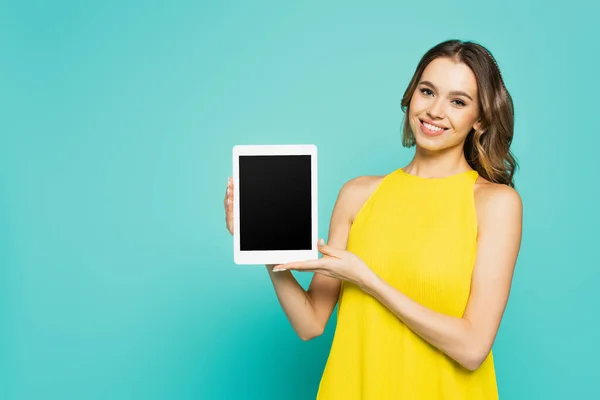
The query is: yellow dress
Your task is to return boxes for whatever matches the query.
[316,167,498,400]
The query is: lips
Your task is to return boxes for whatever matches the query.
[419,119,448,130]
[419,119,448,136]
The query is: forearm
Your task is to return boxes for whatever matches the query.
[266,267,321,340]
[360,274,480,370]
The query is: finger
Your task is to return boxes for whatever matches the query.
[274,267,329,276]
[318,239,342,258]
[225,178,234,234]
[224,179,233,210]
[273,265,321,272]
[226,201,233,231]
[224,179,230,210]
[274,259,325,271]
[227,210,233,228]
[228,186,234,213]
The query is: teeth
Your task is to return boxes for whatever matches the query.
[423,121,444,131]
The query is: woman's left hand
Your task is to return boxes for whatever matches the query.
[272,239,375,288]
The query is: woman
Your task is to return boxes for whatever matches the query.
[223,39,523,399]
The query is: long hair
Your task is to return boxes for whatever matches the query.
[400,40,518,188]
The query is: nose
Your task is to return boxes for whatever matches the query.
[427,98,445,119]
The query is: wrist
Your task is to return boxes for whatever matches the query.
[358,268,380,294]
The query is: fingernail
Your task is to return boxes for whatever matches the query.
[227,199,230,205]
[319,238,325,246]
[273,268,286,272]
[227,188,230,195]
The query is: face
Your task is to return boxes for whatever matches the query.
[408,57,482,150]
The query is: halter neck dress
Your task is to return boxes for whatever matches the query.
[316,167,498,399]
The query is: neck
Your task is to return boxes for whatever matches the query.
[404,146,472,179]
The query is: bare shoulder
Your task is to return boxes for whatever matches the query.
[338,175,387,223]
[474,176,523,231]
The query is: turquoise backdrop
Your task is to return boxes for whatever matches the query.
[2,0,598,399]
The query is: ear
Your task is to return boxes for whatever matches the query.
[473,118,482,132]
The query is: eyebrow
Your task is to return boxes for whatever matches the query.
[419,80,474,101]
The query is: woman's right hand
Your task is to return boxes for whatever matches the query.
[224,177,234,235]
[224,177,276,271]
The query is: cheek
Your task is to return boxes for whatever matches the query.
[450,111,478,131]
[409,95,426,116]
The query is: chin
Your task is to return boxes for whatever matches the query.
[412,129,449,152]
[416,130,468,153]
[411,123,440,142]
[415,137,446,151]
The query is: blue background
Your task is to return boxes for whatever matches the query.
[2,0,598,399]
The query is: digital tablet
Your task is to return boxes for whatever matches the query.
[232,144,318,265]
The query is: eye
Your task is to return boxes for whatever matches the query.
[420,88,434,96]
[452,99,466,107]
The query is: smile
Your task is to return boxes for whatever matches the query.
[419,119,448,136]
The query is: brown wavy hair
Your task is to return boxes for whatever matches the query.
[400,40,519,188]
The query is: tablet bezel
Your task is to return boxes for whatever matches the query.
[232,144,318,265]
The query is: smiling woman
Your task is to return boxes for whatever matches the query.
[224,39,522,400]
[400,42,517,186]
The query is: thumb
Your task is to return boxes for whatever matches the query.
[318,238,342,258]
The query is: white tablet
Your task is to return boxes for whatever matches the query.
[232,144,318,265]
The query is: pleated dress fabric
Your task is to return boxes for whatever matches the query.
[316,167,498,400]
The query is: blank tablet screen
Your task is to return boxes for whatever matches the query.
[239,155,312,251]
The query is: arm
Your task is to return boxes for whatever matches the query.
[267,177,377,340]
[360,185,523,370]
[224,176,333,340]
[265,263,339,341]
